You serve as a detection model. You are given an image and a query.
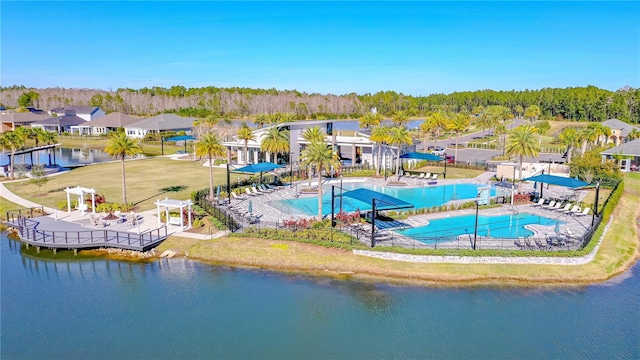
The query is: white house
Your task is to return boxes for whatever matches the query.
[221,120,416,171]
[71,112,141,136]
[31,115,87,134]
[124,113,196,139]
[49,106,105,122]
[600,138,640,172]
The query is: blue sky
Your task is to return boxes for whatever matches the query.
[2,1,638,96]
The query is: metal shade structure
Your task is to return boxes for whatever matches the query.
[522,174,589,188]
[399,152,447,178]
[226,162,283,204]
[235,162,283,173]
[337,188,414,248]
[399,152,443,162]
[164,135,196,153]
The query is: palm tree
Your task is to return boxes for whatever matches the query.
[524,105,541,124]
[300,141,340,221]
[391,110,409,127]
[579,127,597,155]
[506,125,540,193]
[370,126,390,176]
[236,123,255,165]
[449,113,470,161]
[2,131,24,179]
[387,126,413,175]
[40,131,57,165]
[427,111,450,140]
[558,127,580,164]
[302,127,326,186]
[105,132,142,204]
[260,126,289,164]
[628,128,640,140]
[196,133,226,200]
[254,114,268,128]
[419,117,437,152]
[358,112,382,130]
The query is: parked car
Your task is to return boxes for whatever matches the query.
[446,155,455,163]
[431,147,446,156]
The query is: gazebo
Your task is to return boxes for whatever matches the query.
[155,198,193,230]
[64,186,96,215]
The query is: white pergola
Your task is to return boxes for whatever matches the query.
[155,198,193,230]
[64,186,96,215]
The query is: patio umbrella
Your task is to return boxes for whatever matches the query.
[248,200,253,215]
[555,220,561,235]
[216,185,221,198]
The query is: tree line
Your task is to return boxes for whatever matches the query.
[1,85,638,124]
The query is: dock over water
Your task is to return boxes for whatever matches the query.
[5,211,168,252]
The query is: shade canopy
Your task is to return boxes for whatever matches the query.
[234,162,283,173]
[522,174,589,188]
[341,188,414,211]
[399,152,443,161]
[165,135,196,142]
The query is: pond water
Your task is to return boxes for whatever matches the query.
[1,147,114,167]
[1,232,638,359]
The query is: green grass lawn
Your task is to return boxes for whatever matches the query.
[4,157,229,211]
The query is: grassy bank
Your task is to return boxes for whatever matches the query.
[4,157,227,211]
[157,173,639,286]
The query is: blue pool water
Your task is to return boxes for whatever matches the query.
[397,213,560,243]
[273,183,497,216]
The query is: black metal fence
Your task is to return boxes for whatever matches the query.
[7,214,167,251]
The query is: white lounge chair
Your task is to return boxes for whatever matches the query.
[531,198,545,207]
[576,207,590,216]
[431,173,438,180]
[245,188,256,197]
[558,203,573,213]
[424,173,431,179]
[542,200,556,209]
[567,205,581,215]
[251,186,261,195]
[418,173,425,179]
[550,202,564,211]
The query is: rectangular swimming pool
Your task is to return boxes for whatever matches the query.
[272,182,497,216]
[396,213,560,244]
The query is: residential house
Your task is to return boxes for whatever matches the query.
[49,106,105,122]
[31,115,87,134]
[601,119,640,146]
[0,111,49,133]
[600,138,640,172]
[71,112,141,136]
[124,113,195,139]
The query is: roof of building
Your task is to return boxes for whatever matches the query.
[0,112,49,124]
[85,112,141,127]
[32,115,87,127]
[50,106,102,116]
[126,113,196,131]
[600,138,640,156]
[601,119,640,137]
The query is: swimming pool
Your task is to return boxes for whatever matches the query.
[272,182,497,216]
[396,213,560,243]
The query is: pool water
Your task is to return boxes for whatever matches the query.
[396,213,560,243]
[273,182,496,216]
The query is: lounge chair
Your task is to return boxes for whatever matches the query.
[547,201,561,210]
[265,184,278,191]
[558,203,573,213]
[259,184,274,193]
[564,228,577,239]
[567,205,581,215]
[542,200,556,209]
[531,198,545,207]
[514,237,526,250]
[251,186,261,195]
[576,207,590,216]
[431,173,438,180]
[245,188,256,197]
[418,173,425,179]
[424,173,431,179]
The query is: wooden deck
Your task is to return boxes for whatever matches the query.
[5,213,168,252]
